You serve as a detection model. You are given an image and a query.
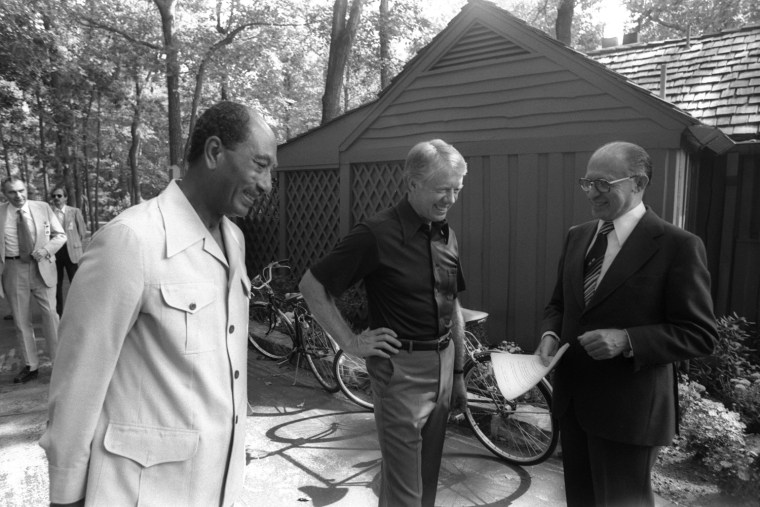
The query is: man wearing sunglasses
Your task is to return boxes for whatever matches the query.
[50,186,87,316]
[536,141,717,507]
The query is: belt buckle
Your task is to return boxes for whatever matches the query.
[437,334,450,350]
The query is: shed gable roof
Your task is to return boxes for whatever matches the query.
[429,21,530,70]
[589,25,760,140]
[338,0,702,155]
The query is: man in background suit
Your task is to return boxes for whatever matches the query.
[1,176,66,383]
[50,186,87,315]
[536,141,717,506]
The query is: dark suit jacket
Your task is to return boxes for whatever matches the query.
[541,208,717,447]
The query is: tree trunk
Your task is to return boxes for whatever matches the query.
[153,0,182,171]
[36,89,47,189]
[0,125,10,178]
[555,0,575,45]
[379,0,390,90]
[81,90,95,224]
[93,90,102,234]
[321,0,365,124]
[128,71,144,205]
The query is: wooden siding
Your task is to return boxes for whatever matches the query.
[691,148,760,324]
[269,1,705,350]
[399,146,682,349]
[348,55,685,155]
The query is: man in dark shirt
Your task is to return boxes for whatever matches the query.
[300,139,468,507]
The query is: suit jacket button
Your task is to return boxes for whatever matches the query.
[189,303,196,311]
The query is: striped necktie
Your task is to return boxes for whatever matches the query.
[17,209,34,262]
[583,221,614,305]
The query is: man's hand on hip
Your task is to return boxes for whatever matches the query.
[347,327,401,358]
[577,329,630,360]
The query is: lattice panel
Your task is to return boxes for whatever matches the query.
[286,169,340,275]
[238,176,279,276]
[351,162,405,225]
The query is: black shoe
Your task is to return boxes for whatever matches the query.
[13,366,38,384]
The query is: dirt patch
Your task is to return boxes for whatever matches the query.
[653,450,758,507]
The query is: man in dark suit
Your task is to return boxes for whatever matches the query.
[536,141,717,507]
[50,186,87,315]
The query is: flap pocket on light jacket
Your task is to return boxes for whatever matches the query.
[104,422,199,468]
[160,281,216,314]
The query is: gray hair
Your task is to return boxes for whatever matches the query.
[594,141,653,187]
[404,139,467,185]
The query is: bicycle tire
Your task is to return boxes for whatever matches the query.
[301,314,340,393]
[333,349,374,411]
[463,351,559,465]
[248,301,295,360]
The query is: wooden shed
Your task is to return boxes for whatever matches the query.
[247,0,732,349]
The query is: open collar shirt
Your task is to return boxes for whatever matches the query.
[311,196,465,340]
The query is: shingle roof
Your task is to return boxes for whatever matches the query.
[588,25,760,140]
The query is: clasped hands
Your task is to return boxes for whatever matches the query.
[31,248,49,262]
[536,328,631,366]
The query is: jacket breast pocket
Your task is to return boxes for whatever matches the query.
[160,281,217,354]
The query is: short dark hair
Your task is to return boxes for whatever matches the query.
[187,101,254,164]
[1,175,25,192]
[52,186,67,197]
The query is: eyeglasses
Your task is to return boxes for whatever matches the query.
[52,194,64,198]
[578,176,636,193]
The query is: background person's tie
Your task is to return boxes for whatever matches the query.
[17,209,34,262]
[583,221,614,305]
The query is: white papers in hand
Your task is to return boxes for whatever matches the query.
[490,343,569,400]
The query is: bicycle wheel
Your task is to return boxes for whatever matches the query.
[333,350,374,411]
[463,351,558,465]
[249,301,295,360]
[301,315,340,393]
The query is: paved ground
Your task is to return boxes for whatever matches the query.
[0,293,677,506]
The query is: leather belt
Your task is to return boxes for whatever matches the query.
[397,332,451,352]
[5,256,20,260]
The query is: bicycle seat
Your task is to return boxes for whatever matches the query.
[460,307,489,324]
[284,292,304,303]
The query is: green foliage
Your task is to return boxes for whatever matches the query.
[624,0,760,40]
[688,314,760,432]
[675,380,760,498]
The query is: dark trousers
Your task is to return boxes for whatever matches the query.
[55,248,78,316]
[560,403,661,507]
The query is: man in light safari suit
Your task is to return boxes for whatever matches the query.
[50,186,87,315]
[41,101,277,507]
[1,176,67,383]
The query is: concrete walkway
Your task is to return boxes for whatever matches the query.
[0,293,677,506]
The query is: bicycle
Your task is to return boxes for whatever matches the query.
[333,306,559,466]
[459,307,559,466]
[333,348,373,411]
[248,260,340,393]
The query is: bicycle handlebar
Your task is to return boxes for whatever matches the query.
[251,259,290,291]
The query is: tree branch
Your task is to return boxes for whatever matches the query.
[79,17,162,51]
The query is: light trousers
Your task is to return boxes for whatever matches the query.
[367,343,454,507]
[2,259,59,370]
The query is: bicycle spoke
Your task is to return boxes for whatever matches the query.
[302,316,340,393]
